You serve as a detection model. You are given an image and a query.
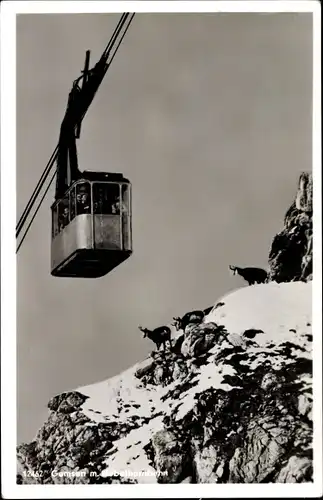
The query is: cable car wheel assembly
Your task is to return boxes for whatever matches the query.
[16,13,135,278]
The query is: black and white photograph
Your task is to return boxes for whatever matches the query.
[1,1,322,497]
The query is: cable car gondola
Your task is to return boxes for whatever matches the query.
[51,171,132,278]
[51,38,134,277]
[16,14,135,279]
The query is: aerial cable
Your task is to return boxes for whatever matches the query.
[103,13,129,58]
[16,146,58,237]
[16,12,135,252]
[16,170,56,254]
[104,14,135,74]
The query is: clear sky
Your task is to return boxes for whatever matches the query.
[16,12,312,444]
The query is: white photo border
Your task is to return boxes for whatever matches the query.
[1,1,321,498]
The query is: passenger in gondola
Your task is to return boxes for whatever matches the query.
[96,185,119,215]
[58,206,69,232]
[110,185,127,215]
[111,199,119,214]
[76,184,91,214]
[112,198,127,214]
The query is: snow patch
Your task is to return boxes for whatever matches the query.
[205,281,311,347]
[100,416,164,484]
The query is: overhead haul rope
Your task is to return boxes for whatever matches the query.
[15,146,58,237]
[16,12,135,252]
[16,170,57,254]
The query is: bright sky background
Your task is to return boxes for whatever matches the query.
[16,12,312,444]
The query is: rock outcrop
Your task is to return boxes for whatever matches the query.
[17,282,312,485]
[17,173,313,485]
[268,172,313,283]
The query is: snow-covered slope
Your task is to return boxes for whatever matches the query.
[205,281,311,347]
[17,281,313,484]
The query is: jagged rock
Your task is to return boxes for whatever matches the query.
[228,419,289,482]
[192,442,219,483]
[275,455,312,482]
[260,372,281,391]
[297,393,312,417]
[295,172,313,212]
[184,321,203,336]
[137,350,179,386]
[151,430,188,483]
[180,322,223,358]
[135,358,155,379]
[48,391,88,413]
[226,332,246,348]
[172,358,188,380]
[268,172,312,283]
[301,228,313,282]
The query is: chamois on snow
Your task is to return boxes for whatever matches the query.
[138,325,172,351]
[229,265,268,286]
[172,310,205,332]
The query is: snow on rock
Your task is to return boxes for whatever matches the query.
[17,281,312,484]
[205,281,311,349]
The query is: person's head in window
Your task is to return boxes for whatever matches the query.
[76,184,90,213]
[111,199,119,214]
[109,185,123,215]
[112,199,127,214]
[76,185,88,204]
[58,205,69,231]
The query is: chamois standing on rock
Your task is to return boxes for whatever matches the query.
[172,310,205,332]
[229,265,268,286]
[138,325,172,351]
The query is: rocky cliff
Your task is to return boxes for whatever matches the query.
[17,172,313,485]
[268,172,313,283]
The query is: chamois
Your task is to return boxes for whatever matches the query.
[229,265,268,286]
[138,325,172,351]
[172,310,205,332]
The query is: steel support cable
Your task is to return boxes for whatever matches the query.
[102,13,129,58]
[16,170,57,254]
[16,12,135,252]
[103,13,135,76]
[16,146,58,236]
